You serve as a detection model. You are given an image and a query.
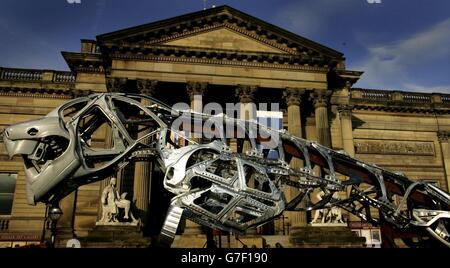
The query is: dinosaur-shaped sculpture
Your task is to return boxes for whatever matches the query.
[3,93,450,247]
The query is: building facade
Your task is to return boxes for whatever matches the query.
[1,6,449,247]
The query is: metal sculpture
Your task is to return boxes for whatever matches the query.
[3,93,450,247]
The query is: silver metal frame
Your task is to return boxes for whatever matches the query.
[3,93,450,247]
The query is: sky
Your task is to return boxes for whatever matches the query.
[0,0,449,93]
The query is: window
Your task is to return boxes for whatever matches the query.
[0,173,17,215]
[257,110,283,130]
[257,110,283,158]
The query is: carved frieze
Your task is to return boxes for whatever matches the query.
[354,139,435,156]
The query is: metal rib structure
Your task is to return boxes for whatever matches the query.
[3,93,450,247]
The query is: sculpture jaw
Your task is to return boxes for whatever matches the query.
[3,117,77,205]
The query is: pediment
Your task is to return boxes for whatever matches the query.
[97,6,344,65]
[162,27,286,54]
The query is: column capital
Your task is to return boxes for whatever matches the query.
[438,131,450,143]
[186,81,208,101]
[310,89,332,108]
[106,77,127,93]
[137,79,158,96]
[337,105,354,118]
[235,84,258,103]
[283,88,305,107]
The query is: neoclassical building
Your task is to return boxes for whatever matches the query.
[1,6,449,247]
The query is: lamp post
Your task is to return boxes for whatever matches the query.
[281,215,289,235]
[48,206,63,248]
[40,206,49,244]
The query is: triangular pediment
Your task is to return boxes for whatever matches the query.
[97,6,344,65]
[162,27,286,54]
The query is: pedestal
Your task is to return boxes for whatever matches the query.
[79,225,150,248]
[289,226,366,248]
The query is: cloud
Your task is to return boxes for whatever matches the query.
[354,18,450,92]
[275,0,354,37]
[402,83,450,94]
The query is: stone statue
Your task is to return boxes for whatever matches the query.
[98,177,137,224]
[325,205,345,224]
[311,191,327,224]
[311,191,345,225]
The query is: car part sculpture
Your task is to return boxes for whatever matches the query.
[3,93,450,247]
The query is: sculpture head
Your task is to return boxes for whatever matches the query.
[3,93,169,205]
[110,177,117,187]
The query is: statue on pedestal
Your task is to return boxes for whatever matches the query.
[98,177,138,225]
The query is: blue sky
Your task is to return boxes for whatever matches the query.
[0,0,449,93]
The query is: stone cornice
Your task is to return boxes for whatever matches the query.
[72,66,105,73]
[109,53,329,73]
[351,104,450,114]
[140,23,297,55]
[101,39,331,69]
[62,52,104,74]
[437,131,450,142]
[0,87,74,99]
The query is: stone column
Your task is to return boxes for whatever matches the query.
[309,90,333,226]
[236,85,258,234]
[187,81,207,113]
[338,105,358,222]
[97,77,128,220]
[96,129,114,221]
[283,88,307,228]
[184,81,208,235]
[133,79,158,225]
[305,116,317,142]
[310,90,332,147]
[338,105,355,157]
[187,81,207,140]
[235,85,257,154]
[438,131,450,192]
